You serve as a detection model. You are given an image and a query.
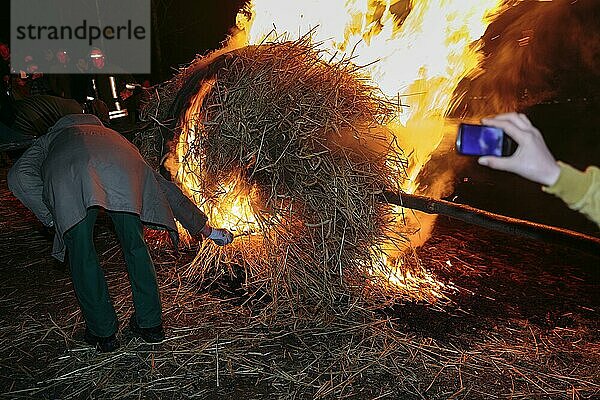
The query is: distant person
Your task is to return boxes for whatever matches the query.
[0,43,9,63]
[0,43,10,108]
[0,42,10,80]
[7,114,234,352]
[89,47,107,72]
[53,49,70,71]
[75,57,90,73]
[43,49,54,65]
[10,55,37,99]
[478,112,599,226]
[48,49,86,100]
[88,47,137,122]
[89,47,135,95]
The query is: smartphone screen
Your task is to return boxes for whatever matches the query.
[456,123,513,157]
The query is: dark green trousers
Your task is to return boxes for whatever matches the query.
[63,208,162,337]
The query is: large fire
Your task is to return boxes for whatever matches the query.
[171,0,503,300]
[239,0,502,194]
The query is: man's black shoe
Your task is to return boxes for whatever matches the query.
[84,329,120,353]
[129,314,165,343]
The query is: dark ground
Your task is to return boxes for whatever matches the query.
[0,142,598,398]
[0,96,599,400]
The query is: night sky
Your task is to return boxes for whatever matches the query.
[148,0,247,81]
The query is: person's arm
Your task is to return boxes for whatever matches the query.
[152,171,234,245]
[542,163,600,226]
[478,112,599,226]
[7,135,54,227]
[152,170,208,236]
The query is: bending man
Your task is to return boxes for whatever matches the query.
[8,113,233,352]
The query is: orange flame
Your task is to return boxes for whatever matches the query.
[237,0,501,299]
[168,78,262,237]
[237,0,502,195]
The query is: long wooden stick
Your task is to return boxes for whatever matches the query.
[383,191,600,255]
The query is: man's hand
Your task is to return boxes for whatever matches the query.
[40,224,55,241]
[478,113,561,186]
[208,227,234,246]
[195,223,234,246]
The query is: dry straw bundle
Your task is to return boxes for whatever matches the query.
[140,36,410,315]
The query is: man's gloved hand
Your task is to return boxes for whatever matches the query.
[208,227,234,246]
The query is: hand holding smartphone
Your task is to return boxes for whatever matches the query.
[457,113,560,187]
[456,123,516,157]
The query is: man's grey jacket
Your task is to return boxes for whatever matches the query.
[8,113,208,261]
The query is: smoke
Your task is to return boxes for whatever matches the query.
[402,121,470,248]
[457,0,600,116]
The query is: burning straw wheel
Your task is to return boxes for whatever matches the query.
[139,37,446,316]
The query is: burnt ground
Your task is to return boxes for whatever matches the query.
[0,158,598,399]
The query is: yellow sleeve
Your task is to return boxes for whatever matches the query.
[542,162,600,227]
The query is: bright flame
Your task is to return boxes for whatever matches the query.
[368,246,449,302]
[169,78,261,237]
[238,0,501,195]
[172,0,503,300]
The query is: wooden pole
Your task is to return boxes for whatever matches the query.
[383,191,600,255]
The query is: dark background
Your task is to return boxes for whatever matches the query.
[147,0,246,81]
[452,0,600,235]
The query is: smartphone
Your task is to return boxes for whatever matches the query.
[456,123,516,157]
